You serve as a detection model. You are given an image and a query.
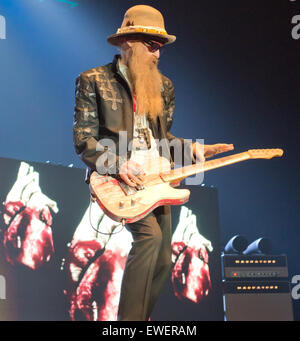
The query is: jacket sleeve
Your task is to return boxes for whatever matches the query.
[73,73,125,176]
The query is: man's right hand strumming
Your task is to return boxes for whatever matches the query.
[119,160,146,187]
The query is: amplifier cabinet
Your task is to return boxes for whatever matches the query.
[221,254,289,280]
[223,280,294,321]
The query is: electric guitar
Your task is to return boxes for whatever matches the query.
[89,149,283,224]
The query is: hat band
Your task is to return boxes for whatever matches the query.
[116,25,168,36]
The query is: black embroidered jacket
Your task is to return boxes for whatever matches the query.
[73,54,189,183]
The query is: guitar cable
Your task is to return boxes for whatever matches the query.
[88,196,125,236]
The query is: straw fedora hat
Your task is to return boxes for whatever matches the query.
[107,5,176,46]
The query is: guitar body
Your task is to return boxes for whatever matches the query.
[89,156,190,223]
[89,149,283,223]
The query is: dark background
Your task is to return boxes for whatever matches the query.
[0,0,299,319]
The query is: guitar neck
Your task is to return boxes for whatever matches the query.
[161,152,250,183]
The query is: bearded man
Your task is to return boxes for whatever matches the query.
[73,5,233,321]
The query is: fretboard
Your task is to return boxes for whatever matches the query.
[160,152,250,183]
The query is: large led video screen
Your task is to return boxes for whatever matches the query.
[0,157,223,321]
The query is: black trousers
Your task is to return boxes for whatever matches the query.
[117,205,172,321]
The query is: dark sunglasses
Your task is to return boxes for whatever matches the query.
[142,39,165,53]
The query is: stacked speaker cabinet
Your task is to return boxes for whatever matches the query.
[222,254,294,321]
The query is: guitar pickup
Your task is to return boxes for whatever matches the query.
[119,181,138,196]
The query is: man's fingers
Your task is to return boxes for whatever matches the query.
[221,143,234,151]
[137,174,145,182]
[193,149,205,163]
[192,143,205,163]
[132,166,146,182]
[127,170,143,186]
[195,152,205,163]
[120,172,143,187]
[119,160,146,187]
[120,173,136,187]
[215,143,234,154]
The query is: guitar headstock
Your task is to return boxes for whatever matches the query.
[247,148,284,159]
